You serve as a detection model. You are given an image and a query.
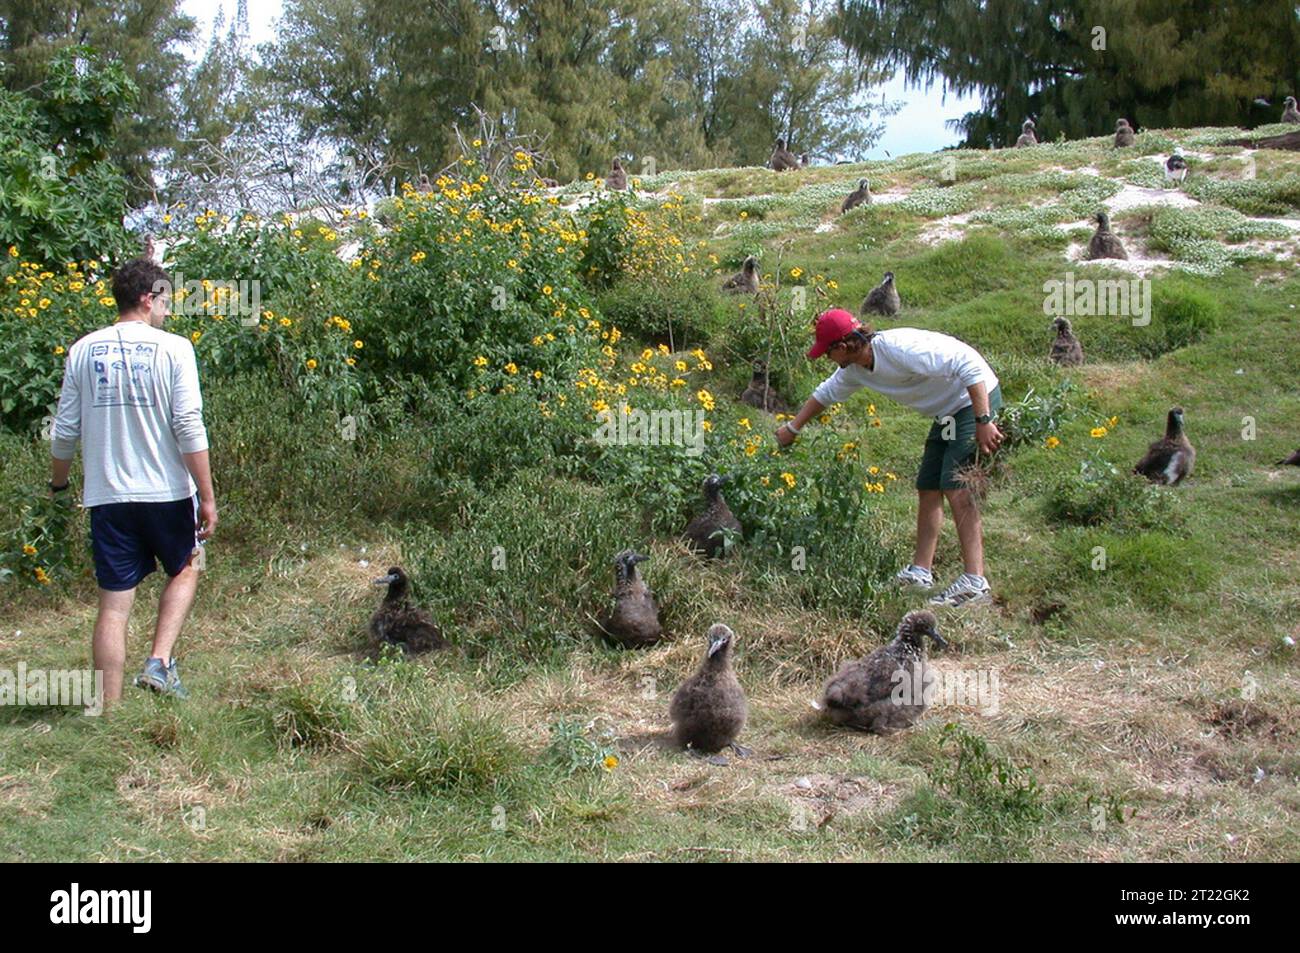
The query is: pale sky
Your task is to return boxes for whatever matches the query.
[179,0,976,157]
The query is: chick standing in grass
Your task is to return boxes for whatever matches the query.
[1049,317,1084,366]
[841,178,871,214]
[370,567,447,654]
[821,610,948,734]
[683,474,743,557]
[722,255,759,295]
[598,550,663,647]
[770,138,800,171]
[606,157,628,190]
[861,270,901,316]
[1165,149,1189,188]
[670,623,748,759]
[1283,96,1300,124]
[1114,118,1136,147]
[1134,407,1196,486]
[1015,119,1037,148]
[740,359,790,413]
[1088,211,1127,260]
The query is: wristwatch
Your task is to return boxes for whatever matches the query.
[975,414,993,425]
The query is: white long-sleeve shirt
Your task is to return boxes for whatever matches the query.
[51,322,208,507]
[811,327,999,419]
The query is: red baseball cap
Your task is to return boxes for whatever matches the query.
[807,308,861,359]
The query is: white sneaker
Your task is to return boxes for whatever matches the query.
[929,573,992,607]
[895,564,934,590]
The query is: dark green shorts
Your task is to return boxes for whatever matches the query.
[916,385,1003,491]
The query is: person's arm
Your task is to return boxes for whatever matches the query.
[49,347,80,492]
[775,396,826,446]
[172,342,217,539]
[183,449,218,540]
[968,381,1004,455]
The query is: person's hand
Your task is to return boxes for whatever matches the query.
[976,421,1004,455]
[775,423,798,447]
[197,498,218,541]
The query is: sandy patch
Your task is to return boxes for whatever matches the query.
[918,211,976,244]
[1105,183,1201,212]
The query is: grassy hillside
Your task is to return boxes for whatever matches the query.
[2,126,1298,861]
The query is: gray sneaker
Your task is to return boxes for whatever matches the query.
[895,564,934,590]
[929,573,992,607]
[135,657,189,700]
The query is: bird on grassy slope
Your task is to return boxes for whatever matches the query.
[1114,118,1136,147]
[861,270,900,316]
[670,623,748,759]
[800,153,810,167]
[598,550,663,648]
[770,138,800,171]
[722,255,759,295]
[821,610,948,734]
[370,567,448,654]
[1088,211,1127,260]
[1015,119,1038,148]
[1165,148,1189,187]
[1283,96,1300,124]
[1134,407,1196,486]
[683,474,742,557]
[606,157,628,190]
[841,178,871,214]
[739,359,790,414]
[1276,448,1300,466]
[1049,317,1084,366]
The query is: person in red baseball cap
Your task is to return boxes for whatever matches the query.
[776,308,1004,608]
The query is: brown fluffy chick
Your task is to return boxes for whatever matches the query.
[841,178,871,214]
[1087,211,1127,260]
[861,270,900,316]
[670,623,748,756]
[370,567,448,654]
[722,255,759,295]
[683,474,743,557]
[1114,118,1136,147]
[1134,407,1196,485]
[739,359,790,414]
[598,550,663,647]
[1015,119,1037,147]
[821,610,948,734]
[606,157,628,190]
[1282,96,1299,124]
[769,138,800,171]
[1049,317,1084,366]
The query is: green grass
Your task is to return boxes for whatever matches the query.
[2,123,1299,861]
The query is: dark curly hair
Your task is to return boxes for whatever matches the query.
[111,258,171,313]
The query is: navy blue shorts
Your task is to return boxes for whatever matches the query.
[89,495,199,591]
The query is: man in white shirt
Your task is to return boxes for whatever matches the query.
[775,309,1003,606]
[50,258,218,704]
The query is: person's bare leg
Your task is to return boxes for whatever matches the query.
[93,587,136,705]
[151,560,200,662]
[912,490,945,569]
[945,488,985,577]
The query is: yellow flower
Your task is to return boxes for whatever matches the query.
[701,420,713,431]
[533,370,543,380]
[190,331,202,344]
[346,357,356,367]
[781,472,796,489]
[98,296,115,307]
[1108,416,1119,427]
[7,245,17,257]
[53,345,64,356]
[472,138,482,147]
[739,211,748,219]
[305,359,318,370]
[1045,436,1061,449]
[1091,427,1107,438]
[790,267,803,278]
[411,250,427,263]
[675,360,687,372]
[34,567,50,585]
[542,285,553,295]
[38,298,50,309]
[474,355,488,367]
[738,418,751,430]
[23,544,37,556]
[603,755,619,771]
[279,317,292,327]
[696,389,715,411]
[505,362,518,375]
[353,339,364,349]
